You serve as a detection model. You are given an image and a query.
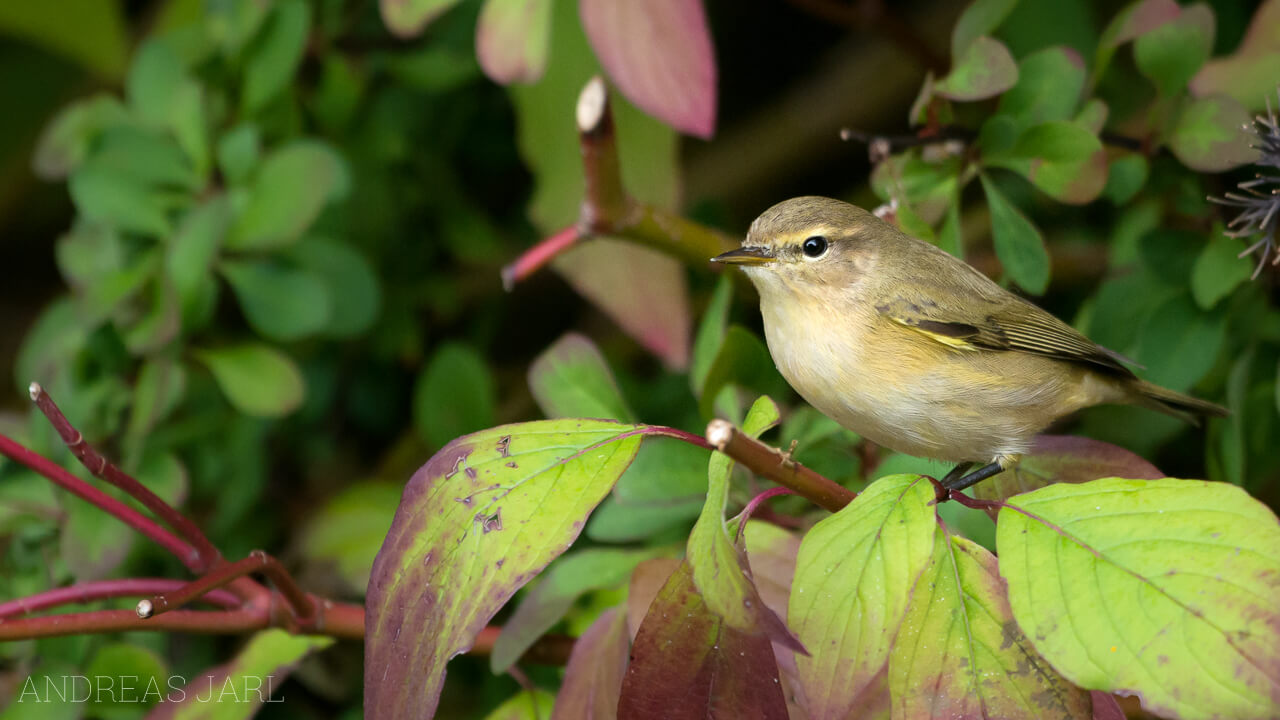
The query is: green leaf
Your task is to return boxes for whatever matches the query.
[85,643,168,715]
[216,125,261,186]
[220,258,332,342]
[979,174,1050,294]
[288,238,382,338]
[1134,293,1227,392]
[482,690,556,720]
[68,164,172,238]
[698,325,790,420]
[1191,236,1252,309]
[15,299,89,392]
[491,547,657,672]
[195,344,305,418]
[227,141,349,250]
[528,333,633,422]
[790,474,938,718]
[935,36,1018,101]
[1010,121,1100,162]
[997,478,1280,720]
[996,46,1086,133]
[951,0,1019,58]
[1134,3,1214,97]
[164,630,334,718]
[32,94,129,180]
[889,527,1091,719]
[586,437,708,543]
[690,275,732,397]
[1191,0,1280,111]
[1102,154,1149,204]
[126,38,208,176]
[1168,95,1257,172]
[299,481,401,592]
[378,0,463,38]
[413,343,496,449]
[167,196,230,331]
[364,420,644,719]
[0,0,128,79]
[687,397,802,652]
[123,357,187,466]
[937,189,963,257]
[241,0,310,115]
[870,150,961,224]
[91,125,201,191]
[62,489,134,581]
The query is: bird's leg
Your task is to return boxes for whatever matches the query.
[940,462,974,487]
[943,461,1004,492]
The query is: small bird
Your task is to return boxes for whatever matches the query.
[712,196,1227,491]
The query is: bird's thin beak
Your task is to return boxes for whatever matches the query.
[711,246,774,266]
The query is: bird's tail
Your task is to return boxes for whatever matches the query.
[1132,380,1229,425]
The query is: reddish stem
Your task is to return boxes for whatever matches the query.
[0,608,266,640]
[0,433,197,568]
[30,383,222,570]
[946,490,1007,512]
[140,551,315,627]
[735,487,799,543]
[500,227,580,291]
[0,580,239,619]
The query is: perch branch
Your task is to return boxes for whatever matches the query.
[704,420,856,513]
[501,76,739,289]
[30,382,221,570]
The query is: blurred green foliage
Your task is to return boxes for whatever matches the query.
[0,0,1278,717]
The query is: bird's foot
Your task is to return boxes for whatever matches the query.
[942,461,1005,493]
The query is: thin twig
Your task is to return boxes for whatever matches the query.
[139,550,315,627]
[704,420,855,513]
[501,76,738,290]
[0,579,239,619]
[735,487,799,543]
[29,383,221,570]
[0,433,197,567]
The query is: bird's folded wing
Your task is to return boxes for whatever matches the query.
[876,294,1135,377]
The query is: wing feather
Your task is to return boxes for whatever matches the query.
[877,294,1134,377]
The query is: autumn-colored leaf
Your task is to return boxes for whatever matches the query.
[551,608,629,720]
[974,434,1162,513]
[579,0,717,137]
[1191,0,1280,111]
[617,561,789,720]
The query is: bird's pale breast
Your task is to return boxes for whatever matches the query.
[757,288,1119,464]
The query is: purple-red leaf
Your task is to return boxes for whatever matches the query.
[626,557,682,641]
[617,561,789,720]
[974,434,1162,514]
[476,0,553,85]
[1090,691,1128,720]
[551,608,629,720]
[579,0,717,138]
[364,420,644,719]
[555,239,691,370]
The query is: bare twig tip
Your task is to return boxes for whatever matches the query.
[136,599,153,619]
[706,419,734,450]
[28,382,41,402]
[576,76,608,133]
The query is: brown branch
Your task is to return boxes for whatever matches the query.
[501,76,739,290]
[138,550,315,628]
[30,382,221,570]
[705,420,856,513]
[840,125,1146,161]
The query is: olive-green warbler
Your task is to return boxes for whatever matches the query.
[712,196,1227,491]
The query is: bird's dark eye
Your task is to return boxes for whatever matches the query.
[802,236,828,258]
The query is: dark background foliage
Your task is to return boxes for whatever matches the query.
[0,0,1276,718]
